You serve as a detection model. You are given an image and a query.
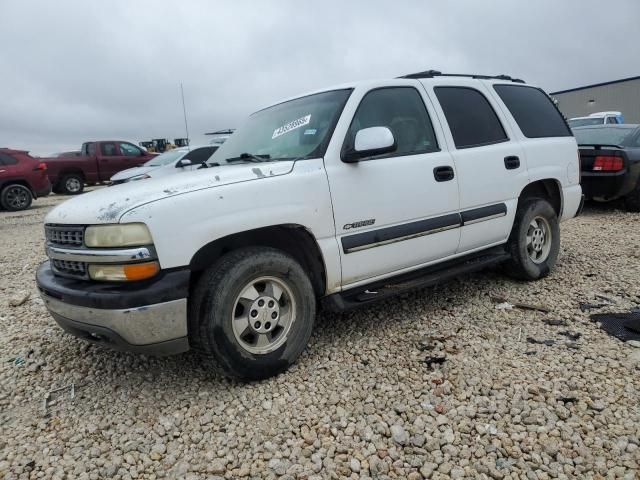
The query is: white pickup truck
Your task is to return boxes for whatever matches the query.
[37,71,583,380]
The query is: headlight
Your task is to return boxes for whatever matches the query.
[88,261,160,281]
[85,223,153,247]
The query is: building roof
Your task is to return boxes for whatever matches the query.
[550,75,640,95]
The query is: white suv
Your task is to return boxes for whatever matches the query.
[37,71,583,380]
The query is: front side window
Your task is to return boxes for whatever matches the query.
[606,116,617,124]
[435,87,508,149]
[119,143,142,156]
[210,89,352,164]
[100,143,117,156]
[343,87,439,159]
[493,85,572,138]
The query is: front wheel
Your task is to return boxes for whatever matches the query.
[190,247,316,380]
[504,198,560,281]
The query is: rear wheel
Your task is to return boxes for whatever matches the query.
[190,247,316,380]
[624,182,640,212]
[504,198,559,280]
[60,174,84,195]
[1,184,32,211]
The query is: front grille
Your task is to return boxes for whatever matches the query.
[52,259,88,278]
[45,225,84,247]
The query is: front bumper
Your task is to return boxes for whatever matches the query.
[36,261,190,356]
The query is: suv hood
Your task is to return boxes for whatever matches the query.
[46,161,294,224]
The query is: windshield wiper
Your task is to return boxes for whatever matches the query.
[225,153,271,163]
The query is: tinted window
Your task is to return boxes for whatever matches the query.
[606,116,617,124]
[345,87,438,159]
[568,118,603,128]
[119,142,142,156]
[184,146,218,164]
[435,87,508,148]
[100,143,117,156]
[573,127,636,146]
[494,85,572,138]
[0,153,18,165]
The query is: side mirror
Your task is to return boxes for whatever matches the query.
[342,126,396,163]
[176,158,193,168]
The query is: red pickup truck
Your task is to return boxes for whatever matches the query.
[43,141,156,194]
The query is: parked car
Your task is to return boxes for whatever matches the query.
[568,111,624,128]
[36,71,582,380]
[0,148,51,211]
[42,141,157,194]
[110,145,219,185]
[573,124,640,211]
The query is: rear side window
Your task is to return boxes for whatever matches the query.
[434,87,508,149]
[606,117,617,124]
[100,143,117,156]
[184,146,218,163]
[0,153,18,165]
[493,85,572,138]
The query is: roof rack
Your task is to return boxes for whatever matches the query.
[399,70,525,83]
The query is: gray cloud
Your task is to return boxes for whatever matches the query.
[1,0,637,155]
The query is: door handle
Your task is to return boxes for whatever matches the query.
[504,155,520,170]
[433,166,455,182]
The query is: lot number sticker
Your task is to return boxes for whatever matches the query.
[272,115,311,139]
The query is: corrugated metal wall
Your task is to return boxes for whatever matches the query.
[551,78,640,123]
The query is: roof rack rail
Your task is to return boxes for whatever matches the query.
[399,70,525,83]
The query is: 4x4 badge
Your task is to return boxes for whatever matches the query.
[343,219,375,230]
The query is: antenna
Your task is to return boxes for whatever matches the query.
[180,82,190,150]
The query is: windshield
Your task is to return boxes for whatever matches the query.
[210,89,352,164]
[144,149,186,167]
[568,117,604,128]
[573,127,635,146]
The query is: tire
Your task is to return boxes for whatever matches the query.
[190,247,316,380]
[624,182,640,212]
[504,197,560,281]
[1,184,33,211]
[60,174,84,195]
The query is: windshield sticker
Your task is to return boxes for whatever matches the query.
[272,115,311,139]
[304,128,317,135]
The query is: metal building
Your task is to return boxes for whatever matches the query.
[550,76,640,123]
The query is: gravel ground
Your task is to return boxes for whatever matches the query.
[0,192,639,480]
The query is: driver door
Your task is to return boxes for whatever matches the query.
[324,84,460,287]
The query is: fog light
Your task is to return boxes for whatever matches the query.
[88,261,160,281]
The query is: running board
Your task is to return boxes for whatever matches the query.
[323,247,510,312]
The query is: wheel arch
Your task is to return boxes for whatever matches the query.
[0,178,34,196]
[189,224,327,298]
[518,178,563,217]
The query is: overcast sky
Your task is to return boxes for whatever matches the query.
[1,0,638,155]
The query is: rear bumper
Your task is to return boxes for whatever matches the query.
[581,170,633,201]
[36,261,190,356]
[34,179,52,198]
[561,184,584,221]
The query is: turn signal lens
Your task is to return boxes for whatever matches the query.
[88,261,159,281]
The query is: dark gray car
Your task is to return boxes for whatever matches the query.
[573,124,640,211]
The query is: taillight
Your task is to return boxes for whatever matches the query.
[593,155,623,172]
[33,162,47,172]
